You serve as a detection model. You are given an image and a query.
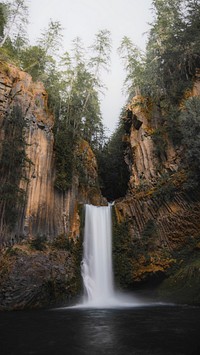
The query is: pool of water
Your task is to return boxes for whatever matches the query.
[0,304,200,355]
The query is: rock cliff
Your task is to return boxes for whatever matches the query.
[0,61,103,246]
[1,59,200,308]
[0,243,79,310]
[0,61,103,310]
[113,71,200,303]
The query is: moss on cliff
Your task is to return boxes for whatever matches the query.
[113,182,200,302]
[158,252,200,305]
[112,207,169,289]
[112,216,134,288]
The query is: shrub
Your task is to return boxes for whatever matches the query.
[30,235,47,251]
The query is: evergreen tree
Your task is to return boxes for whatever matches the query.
[179,97,200,171]
[82,29,111,113]
[20,20,63,82]
[97,120,130,201]
[0,0,28,48]
[118,36,145,96]
[0,106,29,232]
[0,2,7,40]
[53,31,111,191]
[119,0,200,105]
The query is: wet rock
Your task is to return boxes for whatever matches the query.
[0,245,80,310]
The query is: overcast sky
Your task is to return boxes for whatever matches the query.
[27,0,153,135]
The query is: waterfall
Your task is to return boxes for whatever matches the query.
[73,203,144,309]
[81,204,114,307]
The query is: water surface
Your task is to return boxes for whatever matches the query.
[0,304,200,355]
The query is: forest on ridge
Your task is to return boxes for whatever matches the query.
[1,0,200,311]
[0,0,200,201]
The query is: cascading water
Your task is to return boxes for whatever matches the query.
[81,204,115,307]
[79,204,144,308]
[69,203,163,309]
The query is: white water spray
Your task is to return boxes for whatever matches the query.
[63,203,169,310]
[81,204,115,306]
[80,204,145,308]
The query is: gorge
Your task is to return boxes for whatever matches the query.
[0,57,199,309]
[0,0,200,314]
[1,0,200,353]
[0,58,200,311]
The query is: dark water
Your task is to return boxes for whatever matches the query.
[0,304,200,355]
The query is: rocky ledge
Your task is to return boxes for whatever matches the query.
[0,238,82,311]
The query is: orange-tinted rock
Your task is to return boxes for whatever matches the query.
[0,62,104,245]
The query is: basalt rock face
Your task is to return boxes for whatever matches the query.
[0,61,103,246]
[123,96,179,190]
[114,191,200,286]
[123,69,200,192]
[0,62,103,310]
[0,243,80,311]
[113,75,200,303]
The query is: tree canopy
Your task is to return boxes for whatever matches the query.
[1,0,200,197]
[119,0,200,104]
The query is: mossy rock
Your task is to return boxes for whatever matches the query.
[158,256,200,305]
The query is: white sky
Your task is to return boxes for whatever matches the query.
[27,0,153,134]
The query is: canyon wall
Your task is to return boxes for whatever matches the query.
[123,69,200,193]
[0,61,104,310]
[113,71,200,303]
[1,60,200,308]
[0,61,103,246]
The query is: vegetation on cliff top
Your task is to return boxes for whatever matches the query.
[0,0,112,190]
[0,0,200,305]
[115,0,200,194]
[0,0,200,199]
[96,120,130,201]
[119,0,200,104]
[96,0,200,199]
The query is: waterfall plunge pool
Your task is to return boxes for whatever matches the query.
[1,205,200,354]
[77,204,169,309]
[1,304,200,355]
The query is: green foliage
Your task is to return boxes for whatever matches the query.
[96,123,130,201]
[0,2,7,38]
[30,235,47,251]
[52,234,72,250]
[0,106,30,230]
[87,29,111,92]
[151,128,167,162]
[118,36,145,96]
[53,233,83,293]
[0,3,111,192]
[112,218,134,288]
[119,0,200,105]
[179,97,200,171]
[5,246,18,256]
[144,0,198,103]
[117,1,200,198]
[54,123,75,191]
[0,0,28,48]
[152,173,175,202]
[165,106,183,146]
[74,153,88,187]
[159,252,200,304]
[20,45,48,81]
[112,215,158,288]
[89,29,111,70]
[37,19,63,57]
[52,32,111,190]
